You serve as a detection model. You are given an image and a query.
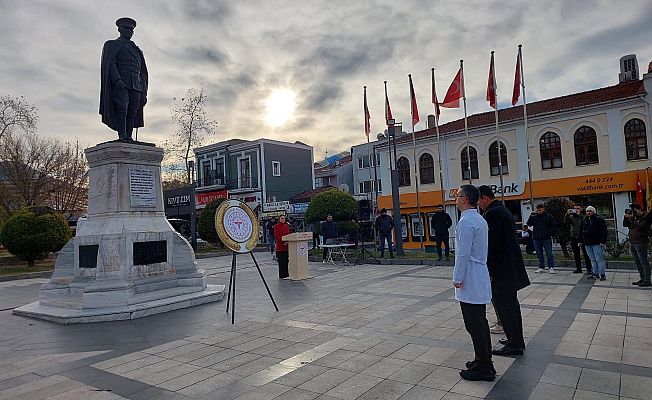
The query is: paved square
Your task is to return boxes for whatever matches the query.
[1,255,651,399]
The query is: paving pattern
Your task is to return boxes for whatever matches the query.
[1,254,651,399]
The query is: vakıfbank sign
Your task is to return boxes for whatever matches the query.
[447,180,525,200]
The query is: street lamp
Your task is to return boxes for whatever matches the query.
[188,160,198,251]
[377,121,405,256]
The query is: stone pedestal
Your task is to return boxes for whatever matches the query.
[283,232,312,280]
[14,142,224,324]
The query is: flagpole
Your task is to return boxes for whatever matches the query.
[490,51,506,202]
[409,74,424,252]
[519,45,534,209]
[432,68,446,205]
[461,60,472,184]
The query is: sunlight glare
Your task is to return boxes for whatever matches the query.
[265,89,296,127]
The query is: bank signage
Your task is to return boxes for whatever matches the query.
[447,180,525,199]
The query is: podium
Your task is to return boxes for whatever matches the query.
[282,232,313,280]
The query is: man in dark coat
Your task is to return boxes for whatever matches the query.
[580,206,609,281]
[430,204,453,261]
[526,203,557,273]
[321,214,338,263]
[100,17,148,141]
[375,208,395,258]
[478,185,530,356]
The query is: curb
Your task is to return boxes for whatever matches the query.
[0,271,53,282]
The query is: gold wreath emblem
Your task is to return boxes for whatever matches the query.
[214,200,260,253]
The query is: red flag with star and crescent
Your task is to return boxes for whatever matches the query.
[487,52,497,109]
[363,86,370,137]
[409,74,419,126]
[441,68,464,108]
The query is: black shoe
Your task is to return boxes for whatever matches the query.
[588,274,597,280]
[491,345,524,356]
[633,280,643,286]
[572,269,582,274]
[639,282,651,287]
[437,257,443,261]
[460,368,496,381]
[498,337,509,345]
[600,274,606,281]
[465,360,476,369]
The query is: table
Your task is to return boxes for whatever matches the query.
[319,243,356,264]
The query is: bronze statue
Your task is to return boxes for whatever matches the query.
[99,17,148,142]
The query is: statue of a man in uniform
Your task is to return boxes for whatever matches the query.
[99,17,148,142]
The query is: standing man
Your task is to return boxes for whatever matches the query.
[453,185,495,381]
[565,205,593,274]
[526,204,557,274]
[580,206,608,281]
[431,204,453,261]
[623,203,652,287]
[100,18,148,142]
[321,214,338,264]
[375,208,395,258]
[266,217,277,258]
[478,186,530,356]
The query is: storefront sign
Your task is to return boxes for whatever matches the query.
[263,200,290,212]
[195,189,228,209]
[230,193,261,211]
[166,194,191,207]
[289,203,309,214]
[447,180,525,200]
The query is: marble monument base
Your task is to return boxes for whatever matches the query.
[13,141,224,323]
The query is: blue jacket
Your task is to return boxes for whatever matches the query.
[321,220,338,239]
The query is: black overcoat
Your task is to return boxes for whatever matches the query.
[483,200,531,294]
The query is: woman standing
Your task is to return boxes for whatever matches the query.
[274,215,291,279]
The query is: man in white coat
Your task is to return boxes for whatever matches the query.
[453,184,495,381]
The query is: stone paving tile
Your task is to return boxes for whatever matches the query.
[274,387,320,400]
[359,357,409,379]
[397,385,447,400]
[418,366,462,391]
[572,389,618,399]
[336,353,383,373]
[177,372,240,397]
[324,373,383,400]
[576,368,621,396]
[619,374,652,399]
[272,364,330,387]
[0,374,84,400]
[356,379,413,400]
[539,363,582,388]
[158,368,222,392]
[528,382,575,400]
[388,361,438,384]
[233,382,292,400]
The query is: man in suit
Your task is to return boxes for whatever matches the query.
[430,204,452,261]
[478,185,530,356]
[100,17,148,141]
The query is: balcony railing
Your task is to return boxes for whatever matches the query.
[196,176,224,188]
[226,177,257,190]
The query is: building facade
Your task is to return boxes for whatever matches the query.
[314,154,354,192]
[374,56,652,249]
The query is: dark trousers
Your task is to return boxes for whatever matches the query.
[379,232,393,257]
[492,291,525,349]
[276,251,289,278]
[435,236,450,258]
[460,302,493,368]
[322,238,336,260]
[533,239,554,268]
[570,237,592,272]
[112,88,142,140]
[631,243,651,283]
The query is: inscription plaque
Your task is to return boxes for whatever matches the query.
[129,168,156,207]
[78,245,99,268]
[133,240,167,265]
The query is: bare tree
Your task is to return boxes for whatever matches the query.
[0,95,38,141]
[46,140,88,220]
[166,88,217,184]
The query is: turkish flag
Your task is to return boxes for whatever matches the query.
[363,86,371,137]
[409,74,419,126]
[512,50,521,106]
[384,84,393,124]
[486,52,497,109]
[441,68,464,108]
[431,68,440,119]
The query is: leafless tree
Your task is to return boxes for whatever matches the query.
[165,88,217,184]
[0,95,38,141]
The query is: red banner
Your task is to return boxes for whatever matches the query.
[195,190,228,208]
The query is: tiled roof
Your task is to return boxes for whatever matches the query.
[391,79,646,145]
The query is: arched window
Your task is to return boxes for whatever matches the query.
[540,132,562,169]
[461,146,479,180]
[397,157,411,187]
[625,118,648,160]
[489,141,509,176]
[574,126,599,165]
[419,153,435,184]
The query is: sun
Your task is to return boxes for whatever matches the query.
[265,89,296,127]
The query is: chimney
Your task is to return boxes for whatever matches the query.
[619,54,639,83]
[427,115,436,129]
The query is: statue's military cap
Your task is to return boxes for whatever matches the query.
[116,17,137,28]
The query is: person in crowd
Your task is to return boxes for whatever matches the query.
[526,204,557,273]
[565,205,593,274]
[321,214,338,263]
[273,215,291,279]
[579,206,608,281]
[478,186,530,357]
[266,217,277,258]
[431,204,453,261]
[623,203,652,287]
[521,225,535,255]
[375,208,395,258]
[453,185,495,381]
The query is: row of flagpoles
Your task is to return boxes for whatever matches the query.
[363,45,534,250]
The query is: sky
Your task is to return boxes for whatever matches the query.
[1,0,652,160]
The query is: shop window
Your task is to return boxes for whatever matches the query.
[625,118,648,160]
[461,146,479,180]
[419,153,435,184]
[574,126,599,165]
[397,157,411,187]
[540,132,562,169]
[489,141,509,176]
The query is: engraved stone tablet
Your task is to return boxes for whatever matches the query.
[79,245,99,268]
[133,240,167,265]
[129,168,156,207]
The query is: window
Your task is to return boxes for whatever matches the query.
[239,157,252,188]
[201,160,211,186]
[419,153,435,184]
[574,126,599,165]
[489,141,509,176]
[397,157,411,186]
[540,132,562,169]
[358,180,382,193]
[272,161,281,176]
[376,179,382,192]
[460,146,479,180]
[625,118,648,160]
[357,156,368,169]
[214,160,224,184]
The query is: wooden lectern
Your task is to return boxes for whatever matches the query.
[282,232,313,280]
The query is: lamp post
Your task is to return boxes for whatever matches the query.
[188,160,198,251]
[377,120,404,256]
